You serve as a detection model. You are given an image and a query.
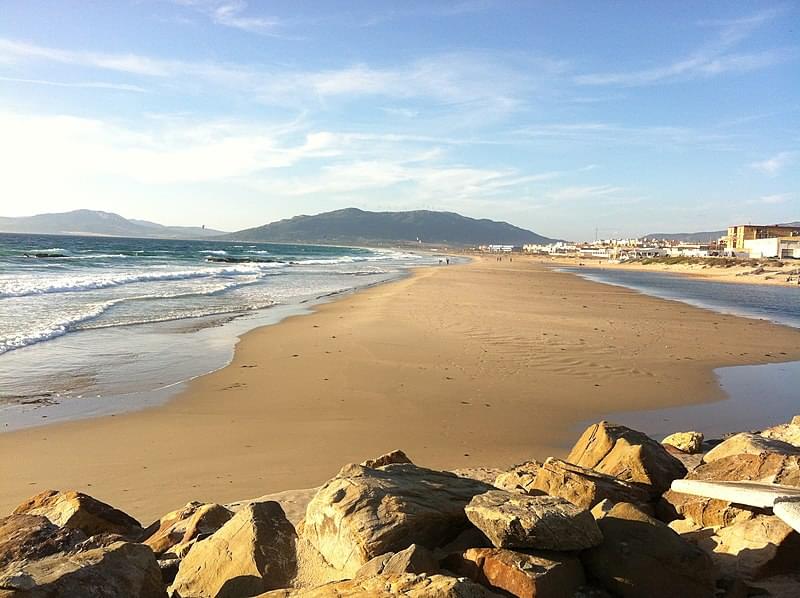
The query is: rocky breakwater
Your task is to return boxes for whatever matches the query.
[1,418,800,597]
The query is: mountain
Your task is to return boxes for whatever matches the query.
[0,210,225,239]
[643,221,800,243]
[224,208,557,246]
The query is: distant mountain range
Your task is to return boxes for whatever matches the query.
[642,221,800,242]
[0,210,225,239]
[224,208,557,246]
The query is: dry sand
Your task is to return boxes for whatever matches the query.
[2,258,800,523]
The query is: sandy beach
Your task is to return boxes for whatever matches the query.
[2,258,800,524]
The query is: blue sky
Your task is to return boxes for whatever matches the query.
[0,1,797,240]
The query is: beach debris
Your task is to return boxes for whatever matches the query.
[661,431,704,454]
[302,462,492,574]
[258,572,499,597]
[13,490,143,540]
[702,432,800,463]
[465,490,602,551]
[0,537,165,598]
[529,457,653,510]
[582,501,716,598]
[567,421,687,493]
[169,501,296,598]
[443,547,585,598]
[142,501,232,557]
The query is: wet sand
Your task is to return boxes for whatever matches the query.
[2,258,800,523]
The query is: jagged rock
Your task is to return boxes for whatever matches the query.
[143,502,232,556]
[662,443,704,472]
[703,432,800,463]
[567,421,686,493]
[759,416,800,448]
[465,490,602,551]
[451,468,506,486]
[530,457,653,509]
[0,539,165,597]
[493,462,542,494]
[355,544,439,578]
[709,514,800,580]
[662,431,704,454]
[444,547,585,598]
[303,463,492,575]
[169,501,296,598]
[13,490,143,539]
[228,488,319,527]
[582,502,716,598]
[361,450,413,469]
[256,573,499,597]
[0,515,85,572]
[661,454,800,527]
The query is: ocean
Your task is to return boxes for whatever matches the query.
[563,266,800,438]
[0,233,439,429]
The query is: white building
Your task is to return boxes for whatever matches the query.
[744,237,800,259]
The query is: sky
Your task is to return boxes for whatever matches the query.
[0,1,797,240]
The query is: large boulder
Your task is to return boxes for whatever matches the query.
[493,462,542,495]
[13,490,143,540]
[530,458,653,509]
[582,502,716,598]
[708,514,800,580]
[661,453,800,527]
[169,501,296,598]
[759,416,800,447]
[257,573,499,597]
[361,450,413,469]
[303,463,493,575]
[703,432,800,463]
[0,538,165,597]
[143,502,232,557]
[444,548,585,598]
[661,431,704,454]
[0,515,85,572]
[567,422,686,493]
[465,490,602,551]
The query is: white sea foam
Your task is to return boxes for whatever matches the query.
[0,302,113,354]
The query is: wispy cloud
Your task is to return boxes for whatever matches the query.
[750,151,796,175]
[0,75,147,93]
[545,185,628,202]
[574,8,794,86]
[172,0,285,35]
[749,192,793,205]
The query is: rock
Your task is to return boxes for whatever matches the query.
[661,454,800,527]
[530,457,653,509]
[303,463,492,575]
[356,544,439,578]
[13,490,143,539]
[451,468,507,486]
[256,573,499,597]
[760,417,800,447]
[228,488,319,527]
[703,432,800,463]
[567,421,687,493]
[0,539,165,597]
[493,462,542,494]
[709,514,800,580]
[169,501,296,598]
[662,431,704,454]
[143,502,232,556]
[582,502,716,598]
[444,547,585,598]
[661,443,704,472]
[465,490,602,551]
[0,515,85,571]
[361,450,413,469]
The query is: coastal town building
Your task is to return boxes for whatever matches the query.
[744,237,800,259]
[726,224,800,251]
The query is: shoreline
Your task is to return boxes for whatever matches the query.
[2,258,800,522]
[538,255,800,287]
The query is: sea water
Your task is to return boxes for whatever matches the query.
[0,233,441,429]
[562,266,800,438]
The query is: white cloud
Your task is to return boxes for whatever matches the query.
[545,185,627,202]
[753,193,792,205]
[750,151,795,176]
[0,75,147,93]
[173,0,284,35]
[574,8,793,86]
